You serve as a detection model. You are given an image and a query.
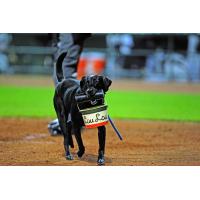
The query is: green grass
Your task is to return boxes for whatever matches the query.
[0,86,55,118]
[106,91,200,122]
[0,85,200,122]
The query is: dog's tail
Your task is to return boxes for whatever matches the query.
[55,52,67,82]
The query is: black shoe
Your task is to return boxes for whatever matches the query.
[48,119,62,136]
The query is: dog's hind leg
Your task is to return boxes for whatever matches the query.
[73,127,85,158]
[61,117,73,160]
[63,133,73,160]
[54,94,73,160]
[59,118,74,160]
[67,122,74,148]
[61,119,73,160]
[97,126,106,165]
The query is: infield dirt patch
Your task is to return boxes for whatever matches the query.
[1,74,200,93]
[0,118,200,166]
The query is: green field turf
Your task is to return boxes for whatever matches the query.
[0,85,200,122]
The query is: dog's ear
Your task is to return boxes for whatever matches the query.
[100,76,112,92]
[80,76,86,90]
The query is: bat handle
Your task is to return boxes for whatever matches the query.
[108,115,123,140]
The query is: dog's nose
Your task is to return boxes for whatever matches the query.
[87,88,92,94]
[86,88,94,97]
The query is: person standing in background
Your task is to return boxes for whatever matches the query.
[0,33,12,73]
[48,33,91,135]
[187,34,200,82]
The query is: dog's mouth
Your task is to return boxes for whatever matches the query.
[85,87,97,98]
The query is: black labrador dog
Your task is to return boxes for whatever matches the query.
[53,65,112,165]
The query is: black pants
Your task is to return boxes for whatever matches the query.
[53,33,91,85]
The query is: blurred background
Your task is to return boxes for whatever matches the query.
[0,33,200,82]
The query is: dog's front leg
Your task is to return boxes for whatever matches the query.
[97,126,106,165]
[74,127,85,158]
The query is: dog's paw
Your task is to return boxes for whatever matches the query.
[97,157,105,166]
[97,151,105,165]
[65,154,73,160]
[77,148,85,158]
[97,152,105,166]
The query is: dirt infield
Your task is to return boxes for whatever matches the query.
[1,118,200,166]
[1,74,200,93]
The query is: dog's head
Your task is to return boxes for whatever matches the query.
[80,75,112,98]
